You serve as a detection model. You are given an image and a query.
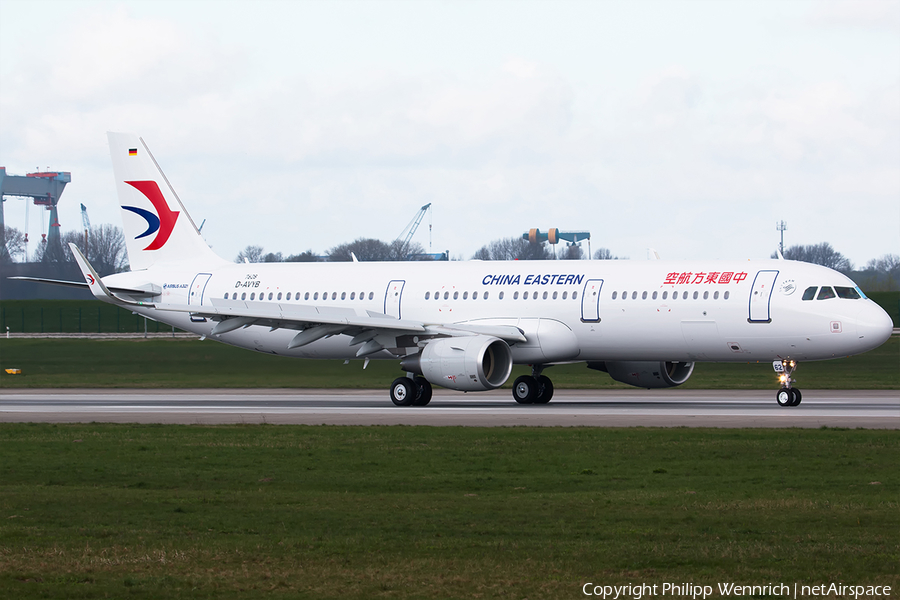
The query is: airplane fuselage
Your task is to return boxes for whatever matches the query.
[105,257,890,366]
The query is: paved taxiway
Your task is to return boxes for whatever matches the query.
[1,389,897,428]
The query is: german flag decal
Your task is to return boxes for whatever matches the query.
[128,148,138,156]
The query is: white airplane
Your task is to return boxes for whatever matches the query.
[17,133,894,407]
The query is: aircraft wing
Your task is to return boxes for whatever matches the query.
[156,297,526,352]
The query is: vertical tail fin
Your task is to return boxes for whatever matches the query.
[107,132,224,271]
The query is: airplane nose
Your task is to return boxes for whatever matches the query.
[856,301,894,350]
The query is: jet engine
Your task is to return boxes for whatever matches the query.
[400,335,513,392]
[589,361,694,389]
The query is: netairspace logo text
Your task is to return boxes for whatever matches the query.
[581,582,893,599]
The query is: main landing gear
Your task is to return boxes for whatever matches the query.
[512,365,554,405]
[390,376,433,407]
[773,359,802,407]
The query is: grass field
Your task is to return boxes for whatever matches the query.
[1,335,897,390]
[0,425,897,599]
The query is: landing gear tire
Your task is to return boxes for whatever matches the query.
[413,377,432,406]
[776,387,793,407]
[790,388,802,407]
[513,375,538,404]
[390,377,417,407]
[533,375,554,404]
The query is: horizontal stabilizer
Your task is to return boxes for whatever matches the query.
[8,276,155,297]
[68,243,155,308]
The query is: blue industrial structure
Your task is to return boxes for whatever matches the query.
[0,166,71,261]
[523,228,591,257]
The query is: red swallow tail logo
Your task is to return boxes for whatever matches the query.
[123,180,180,250]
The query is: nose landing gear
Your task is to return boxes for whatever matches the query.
[773,360,802,407]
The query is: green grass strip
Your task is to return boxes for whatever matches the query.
[0,425,897,599]
[1,336,897,389]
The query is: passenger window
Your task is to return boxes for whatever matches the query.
[368,292,374,300]
[562,291,567,299]
[835,286,861,299]
[250,293,256,300]
[693,291,698,300]
[713,291,719,300]
[444,291,449,300]
[241,292,247,300]
[513,291,519,300]
[572,291,578,300]
[652,291,657,300]
[622,291,627,300]
[642,291,647,300]
[224,293,229,300]
[277,292,282,300]
[351,292,356,300]
[612,291,617,300]
[484,292,489,299]
[703,291,708,300]
[473,291,479,299]
[524,291,530,300]
[543,291,548,299]
[332,292,337,300]
[672,292,678,300]
[499,291,505,300]
[552,291,558,299]
[463,291,469,300]
[453,291,459,300]
[286,293,292,300]
[341,292,346,300]
[801,286,817,301]
[305,292,310,300]
[632,291,637,300]
[425,292,430,300]
[313,292,319,300]
[724,291,730,300]
[817,286,836,300]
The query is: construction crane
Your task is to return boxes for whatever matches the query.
[395,203,431,258]
[80,203,91,250]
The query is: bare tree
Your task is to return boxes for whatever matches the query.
[1,226,25,263]
[854,253,900,291]
[59,225,129,275]
[774,243,853,273]
[236,245,265,263]
[388,239,425,261]
[472,237,552,260]
[328,238,393,261]
[262,252,284,263]
[560,244,584,260]
[286,250,320,262]
[593,247,623,260]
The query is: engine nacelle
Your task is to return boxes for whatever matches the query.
[400,335,513,392]
[589,361,694,389]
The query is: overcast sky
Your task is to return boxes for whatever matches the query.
[1,0,898,265]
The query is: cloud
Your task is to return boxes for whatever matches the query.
[0,4,897,265]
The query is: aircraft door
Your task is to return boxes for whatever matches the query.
[385,280,405,319]
[580,279,604,322]
[188,273,212,323]
[748,270,778,323]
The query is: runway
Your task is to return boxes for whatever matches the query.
[1,389,897,428]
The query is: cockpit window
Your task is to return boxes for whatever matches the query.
[801,286,817,301]
[834,286,861,299]
[817,286,836,300]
